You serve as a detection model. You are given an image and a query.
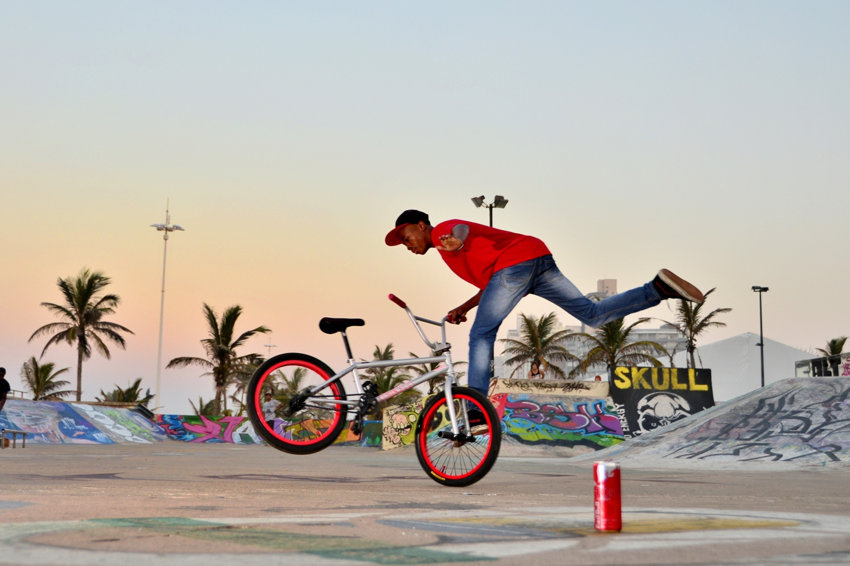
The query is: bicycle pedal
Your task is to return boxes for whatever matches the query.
[452,433,479,447]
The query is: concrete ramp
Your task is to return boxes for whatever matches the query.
[0,400,166,445]
[580,377,850,468]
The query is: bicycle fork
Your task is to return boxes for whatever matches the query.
[435,386,478,444]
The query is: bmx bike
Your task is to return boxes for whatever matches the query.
[246,294,502,487]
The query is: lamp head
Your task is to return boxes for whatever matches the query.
[471,196,485,208]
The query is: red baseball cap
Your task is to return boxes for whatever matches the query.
[384,209,430,246]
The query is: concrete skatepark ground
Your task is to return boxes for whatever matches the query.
[1,378,849,565]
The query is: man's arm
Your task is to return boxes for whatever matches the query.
[447,290,482,324]
[438,223,478,323]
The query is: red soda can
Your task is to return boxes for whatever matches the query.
[593,461,622,532]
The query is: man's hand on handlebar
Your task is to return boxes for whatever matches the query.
[447,291,482,325]
[446,308,468,325]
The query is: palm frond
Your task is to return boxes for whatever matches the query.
[659,287,732,368]
[573,317,669,374]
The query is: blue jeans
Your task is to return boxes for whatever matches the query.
[467,255,662,396]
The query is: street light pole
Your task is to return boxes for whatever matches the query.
[752,286,769,387]
[150,204,184,410]
[471,195,509,227]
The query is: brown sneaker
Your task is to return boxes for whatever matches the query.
[466,409,490,436]
[654,269,705,304]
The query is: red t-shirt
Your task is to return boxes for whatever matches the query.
[432,220,551,289]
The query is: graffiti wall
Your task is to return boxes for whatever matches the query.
[352,421,383,448]
[155,414,263,444]
[154,414,383,446]
[375,385,619,452]
[797,352,850,377]
[493,394,623,449]
[382,399,425,450]
[0,399,380,447]
[609,367,715,439]
[0,400,165,444]
[489,379,623,450]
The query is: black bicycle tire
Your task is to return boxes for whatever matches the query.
[414,386,501,487]
[247,352,347,454]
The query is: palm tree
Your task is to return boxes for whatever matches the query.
[362,344,419,418]
[20,357,74,401]
[166,304,269,415]
[499,313,579,379]
[662,288,732,368]
[816,336,847,357]
[96,378,155,406]
[572,318,668,376]
[816,336,847,376]
[29,268,134,401]
[276,366,307,403]
[226,358,264,416]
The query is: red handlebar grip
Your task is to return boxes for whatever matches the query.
[388,294,407,308]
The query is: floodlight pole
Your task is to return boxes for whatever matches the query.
[752,286,769,387]
[151,204,185,410]
[471,195,509,227]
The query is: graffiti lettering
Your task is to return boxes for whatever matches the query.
[613,367,709,392]
[667,378,850,464]
[504,397,622,436]
[498,379,592,394]
[156,414,262,444]
[182,416,245,443]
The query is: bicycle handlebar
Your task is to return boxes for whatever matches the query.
[388,293,449,351]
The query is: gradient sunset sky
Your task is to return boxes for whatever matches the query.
[2,2,848,414]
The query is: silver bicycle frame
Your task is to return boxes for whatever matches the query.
[302,299,465,434]
[307,350,457,406]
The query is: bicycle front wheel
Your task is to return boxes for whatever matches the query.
[414,386,501,487]
[247,353,347,454]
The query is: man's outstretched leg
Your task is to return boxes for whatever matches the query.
[534,260,704,329]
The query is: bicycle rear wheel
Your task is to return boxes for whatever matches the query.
[414,386,501,487]
[247,353,347,454]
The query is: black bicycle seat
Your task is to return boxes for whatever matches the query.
[319,317,365,335]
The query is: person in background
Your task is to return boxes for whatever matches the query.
[0,367,10,414]
[528,360,545,380]
[262,391,281,429]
